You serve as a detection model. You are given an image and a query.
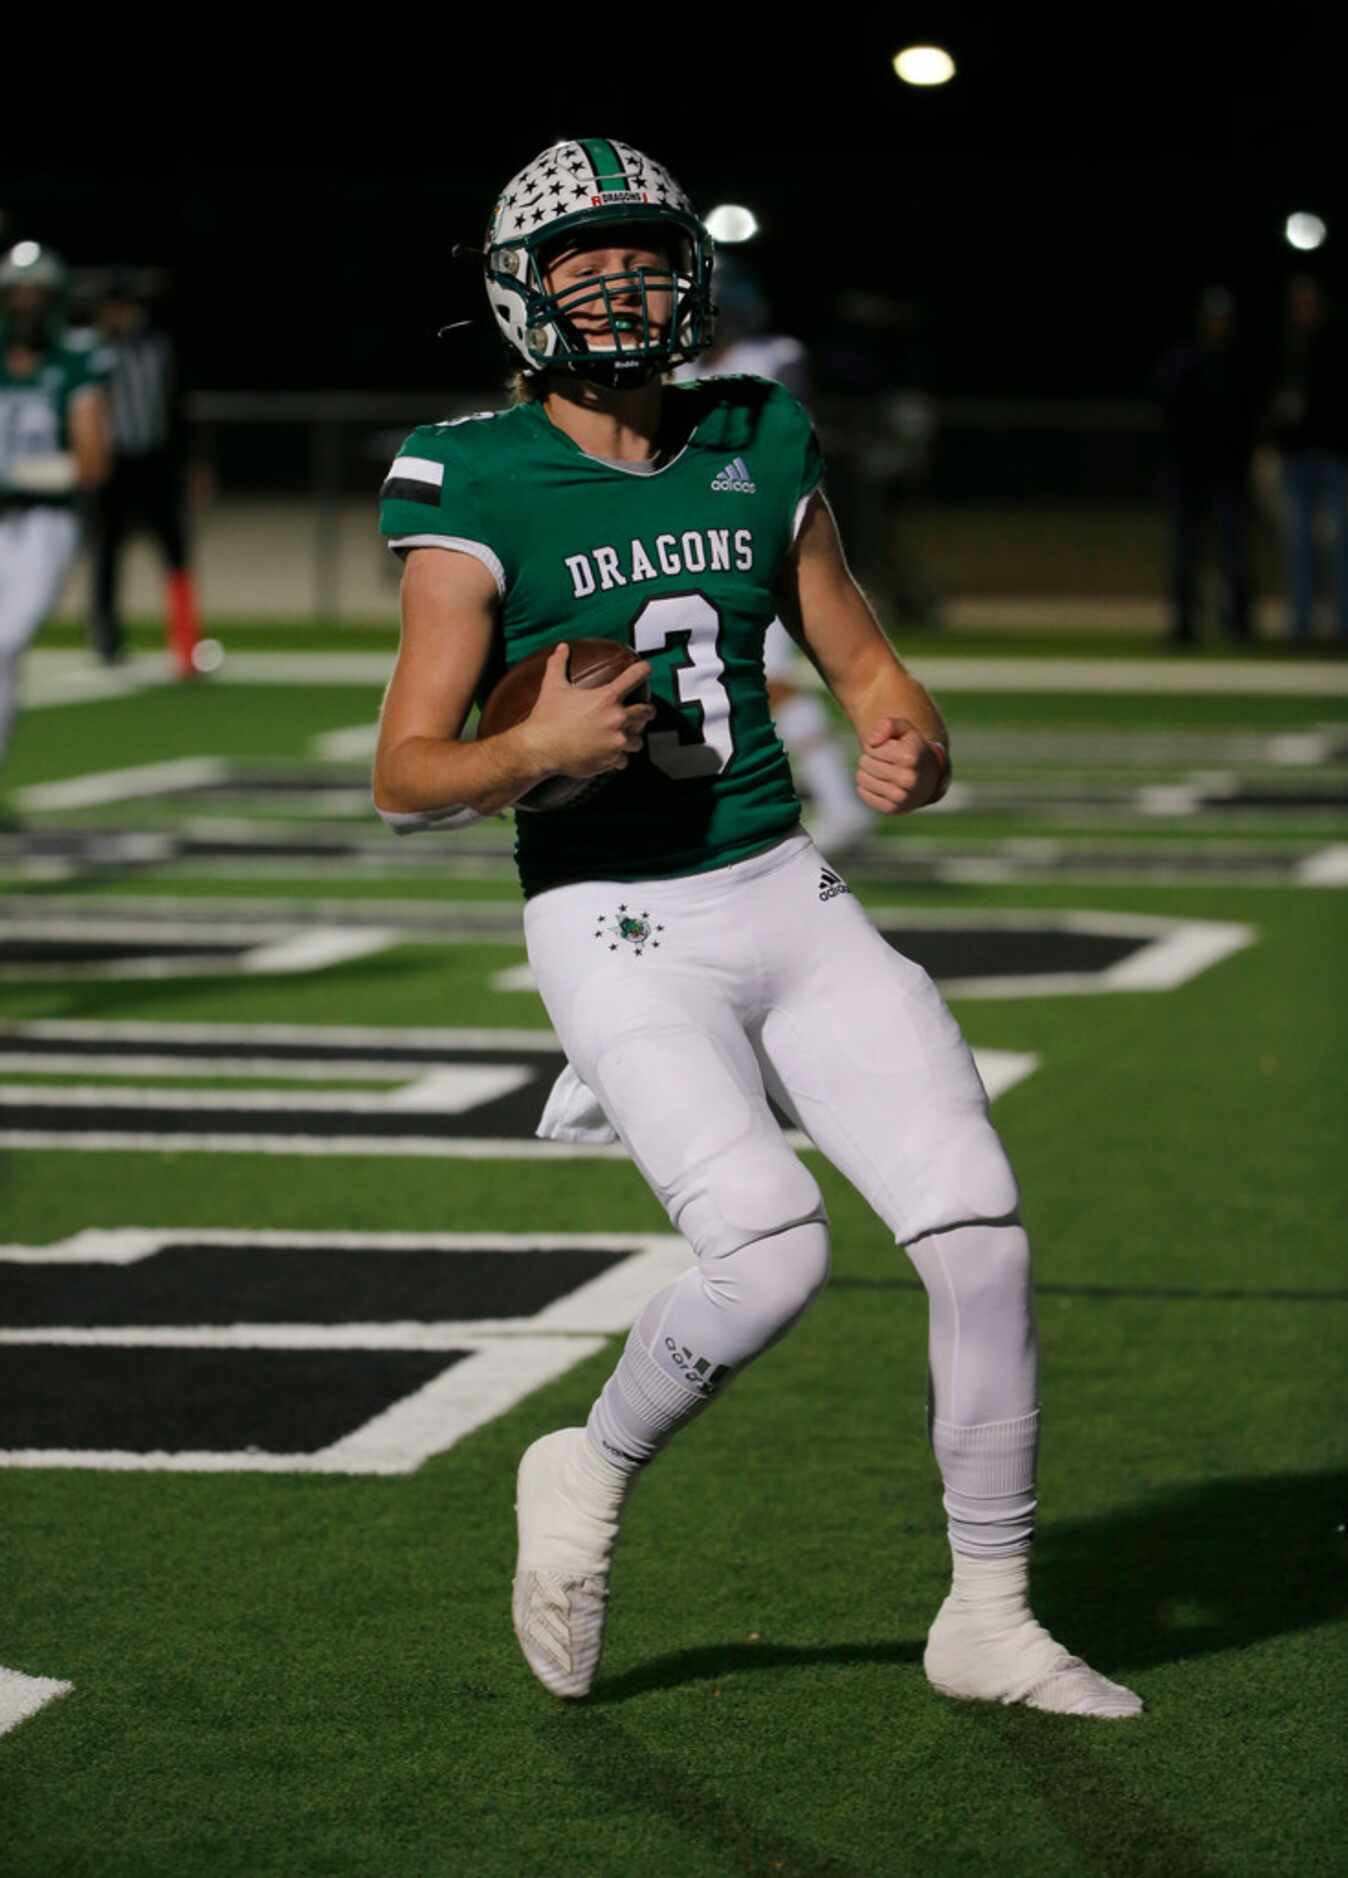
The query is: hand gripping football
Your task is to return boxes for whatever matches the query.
[477,638,649,812]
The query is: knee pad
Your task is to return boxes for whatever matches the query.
[677,1135,827,1263]
[899,1107,1020,1243]
[936,1111,1021,1230]
[591,1024,826,1261]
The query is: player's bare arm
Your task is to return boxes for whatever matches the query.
[373,547,653,816]
[68,385,111,488]
[777,491,948,814]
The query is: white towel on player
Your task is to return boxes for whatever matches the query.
[536,1062,619,1146]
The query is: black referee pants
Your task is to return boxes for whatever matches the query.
[90,452,190,660]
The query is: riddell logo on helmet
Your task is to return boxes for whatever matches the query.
[591,190,649,206]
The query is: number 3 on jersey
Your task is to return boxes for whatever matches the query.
[632,593,733,780]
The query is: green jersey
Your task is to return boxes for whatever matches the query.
[379,376,823,897]
[0,340,103,506]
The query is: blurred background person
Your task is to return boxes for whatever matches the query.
[89,274,203,676]
[0,241,109,796]
[678,257,871,854]
[815,289,941,635]
[1153,285,1259,647]
[686,257,810,397]
[1270,274,1348,645]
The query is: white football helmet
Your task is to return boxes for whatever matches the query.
[0,241,69,349]
[483,138,715,388]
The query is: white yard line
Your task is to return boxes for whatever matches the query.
[24,648,1348,706]
[238,930,399,974]
[0,1047,1034,1159]
[1100,922,1255,989]
[908,657,1348,696]
[1297,846,1348,885]
[0,1228,688,1264]
[1265,731,1340,765]
[0,1669,73,1739]
[1,1018,560,1049]
[16,758,230,811]
[313,723,379,759]
[0,1053,486,1083]
[0,1130,630,1159]
[0,920,399,982]
[0,1071,536,1117]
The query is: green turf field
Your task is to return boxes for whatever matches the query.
[2,629,1345,1876]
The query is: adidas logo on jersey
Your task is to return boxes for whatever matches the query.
[711,456,756,493]
[818,867,850,902]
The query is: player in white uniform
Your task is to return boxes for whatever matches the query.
[0,243,110,781]
[678,261,872,855]
[373,138,1141,1721]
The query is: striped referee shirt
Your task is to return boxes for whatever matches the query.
[104,329,176,456]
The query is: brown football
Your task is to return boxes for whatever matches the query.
[477,638,649,812]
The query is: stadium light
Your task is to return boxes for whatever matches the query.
[705,204,760,244]
[892,45,956,87]
[1285,211,1327,252]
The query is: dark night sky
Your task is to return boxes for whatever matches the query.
[2,9,1336,400]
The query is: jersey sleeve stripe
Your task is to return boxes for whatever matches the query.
[792,490,821,542]
[389,455,445,486]
[386,534,507,596]
[380,477,441,507]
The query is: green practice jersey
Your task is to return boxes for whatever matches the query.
[379,376,823,897]
[0,340,103,505]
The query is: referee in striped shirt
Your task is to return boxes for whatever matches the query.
[90,280,202,675]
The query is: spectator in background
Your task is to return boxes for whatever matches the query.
[89,278,203,676]
[1270,275,1348,645]
[815,290,941,634]
[1154,286,1259,647]
[684,258,810,397]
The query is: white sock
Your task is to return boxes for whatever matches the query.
[946,1547,1033,1623]
[931,1410,1039,1556]
[586,1286,723,1476]
[587,1224,831,1475]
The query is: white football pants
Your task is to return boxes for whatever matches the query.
[0,507,80,762]
[525,832,1040,1556]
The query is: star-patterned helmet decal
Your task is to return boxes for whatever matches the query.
[480,138,715,378]
[491,139,693,243]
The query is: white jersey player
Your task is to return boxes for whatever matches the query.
[677,265,872,855]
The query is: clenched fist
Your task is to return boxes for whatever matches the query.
[856,716,949,815]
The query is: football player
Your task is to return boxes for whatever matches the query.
[0,242,110,782]
[374,139,1141,1720]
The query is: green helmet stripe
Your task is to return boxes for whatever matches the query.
[579,138,626,192]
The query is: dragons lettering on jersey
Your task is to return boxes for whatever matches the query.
[564,528,753,599]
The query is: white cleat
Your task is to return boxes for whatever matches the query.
[512,1427,627,1700]
[924,1598,1144,1719]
